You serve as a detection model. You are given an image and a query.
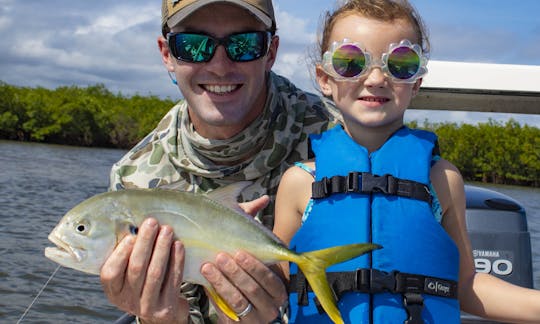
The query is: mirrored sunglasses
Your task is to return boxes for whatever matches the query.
[167,31,272,63]
[322,39,428,83]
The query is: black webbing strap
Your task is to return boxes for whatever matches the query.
[311,172,432,203]
[293,268,309,306]
[403,292,424,324]
[290,269,457,300]
[289,268,457,322]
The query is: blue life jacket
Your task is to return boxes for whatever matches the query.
[288,126,460,324]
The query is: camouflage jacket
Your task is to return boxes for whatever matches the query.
[110,72,337,228]
[109,72,338,323]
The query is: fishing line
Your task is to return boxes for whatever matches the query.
[16,265,61,324]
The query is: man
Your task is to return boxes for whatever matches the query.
[100,0,337,323]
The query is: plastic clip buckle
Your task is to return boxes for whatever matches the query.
[403,292,424,324]
[356,269,397,293]
[371,269,397,293]
[347,172,359,193]
[362,173,392,194]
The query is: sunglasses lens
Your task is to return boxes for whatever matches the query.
[171,33,215,62]
[387,46,420,80]
[332,44,366,78]
[226,32,267,62]
[170,32,269,63]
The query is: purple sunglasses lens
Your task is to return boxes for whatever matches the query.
[332,44,366,77]
[387,46,421,79]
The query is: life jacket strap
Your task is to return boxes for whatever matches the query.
[403,292,424,324]
[311,172,432,203]
[289,268,457,306]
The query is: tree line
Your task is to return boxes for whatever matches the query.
[1,82,538,187]
[412,119,539,187]
[0,82,174,148]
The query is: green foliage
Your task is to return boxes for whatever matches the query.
[0,82,173,148]
[417,119,540,187]
[0,82,537,186]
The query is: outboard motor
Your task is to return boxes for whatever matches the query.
[461,185,533,323]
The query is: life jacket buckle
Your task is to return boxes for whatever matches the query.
[321,176,331,196]
[356,269,397,293]
[403,292,424,324]
[347,172,359,192]
[361,173,398,195]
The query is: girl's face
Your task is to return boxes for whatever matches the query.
[317,14,422,134]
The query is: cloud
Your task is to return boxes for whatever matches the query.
[272,5,320,92]
[0,15,9,31]
[0,0,172,97]
[0,0,537,126]
[74,4,157,36]
[0,0,13,32]
[274,8,316,43]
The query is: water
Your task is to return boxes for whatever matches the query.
[0,140,127,323]
[1,140,539,323]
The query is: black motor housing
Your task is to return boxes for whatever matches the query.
[461,184,533,323]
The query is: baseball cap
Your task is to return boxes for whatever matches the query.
[162,0,275,32]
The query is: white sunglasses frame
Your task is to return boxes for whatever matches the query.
[321,39,428,83]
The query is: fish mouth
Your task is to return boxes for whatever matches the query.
[45,233,85,262]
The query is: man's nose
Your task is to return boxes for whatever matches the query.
[205,45,233,75]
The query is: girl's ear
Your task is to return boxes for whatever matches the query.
[411,77,423,97]
[316,65,333,96]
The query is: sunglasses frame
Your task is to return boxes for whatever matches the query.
[167,31,273,63]
[321,39,428,83]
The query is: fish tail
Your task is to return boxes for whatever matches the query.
[206,286,240,322]
[295,243,381,324]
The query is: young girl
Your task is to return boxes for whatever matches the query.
[274,0,540,323]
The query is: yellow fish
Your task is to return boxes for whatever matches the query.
[45,182,380,323]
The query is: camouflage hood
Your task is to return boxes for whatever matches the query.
[110,72,337,227]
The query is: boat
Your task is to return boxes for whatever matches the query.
[413,60,540,114]
[114,61,539,323]
[413,60,539,323]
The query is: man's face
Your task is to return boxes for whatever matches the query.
[162,3,278,139]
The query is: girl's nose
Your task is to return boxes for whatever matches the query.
[363,66,386,87]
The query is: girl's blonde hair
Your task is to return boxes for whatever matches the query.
[318,0,430,58]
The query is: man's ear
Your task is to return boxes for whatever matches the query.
[265,35,280,71]
[316,65,333,97]
[158,36,175,72]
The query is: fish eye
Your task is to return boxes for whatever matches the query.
[75,222,89,234]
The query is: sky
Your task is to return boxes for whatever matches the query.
[1,0,539,126]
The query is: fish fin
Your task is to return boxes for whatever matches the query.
[295,243,381,324]
[206,181,252,213]
[206,286,240,322]
[114,219,138,243]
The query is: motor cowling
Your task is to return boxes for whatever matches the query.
[461,185,533,323]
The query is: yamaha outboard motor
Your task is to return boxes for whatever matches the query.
[461,185,533,323]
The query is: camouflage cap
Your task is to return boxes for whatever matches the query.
[162,0,275,31]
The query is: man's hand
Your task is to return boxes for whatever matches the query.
[100,194,284,323]
[201,252,288,323]
[100,218,189,324]
[202,195,287,323]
